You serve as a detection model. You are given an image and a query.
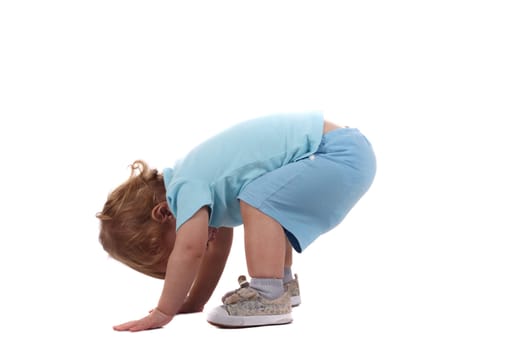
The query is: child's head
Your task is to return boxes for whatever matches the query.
[97,160,174,279]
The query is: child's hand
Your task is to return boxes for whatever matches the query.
[113,308,173,332]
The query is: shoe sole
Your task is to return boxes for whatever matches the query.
[207,306,293,328]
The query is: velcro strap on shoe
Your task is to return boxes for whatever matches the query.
[223,287,258,305]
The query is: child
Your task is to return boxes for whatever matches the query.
[97,111,376,331]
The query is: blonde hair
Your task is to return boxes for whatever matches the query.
[97,160,169,279]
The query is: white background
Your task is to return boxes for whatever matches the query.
[1,1,519,349]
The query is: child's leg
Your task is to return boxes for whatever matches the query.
[284,236,292,272]
[284,237,295,284]
[240,200,285,279]
[239,200,288,300]
[283,237,301,306]
[206,204,293,327]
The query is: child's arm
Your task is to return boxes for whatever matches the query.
[113,207,209,332]
[179,226,233,313]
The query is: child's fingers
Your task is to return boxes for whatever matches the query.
[113,320,138,331]
[112,310,171,332]
[129,323,148,332]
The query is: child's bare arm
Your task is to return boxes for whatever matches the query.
[113,207,209,332]
[179,227,234,313]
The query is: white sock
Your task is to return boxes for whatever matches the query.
[250,278,284,300]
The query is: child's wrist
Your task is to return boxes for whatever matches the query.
[153,307,174,319]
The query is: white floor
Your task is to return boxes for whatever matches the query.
[1,1,519,349]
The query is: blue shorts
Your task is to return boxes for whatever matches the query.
[238,127,376,252]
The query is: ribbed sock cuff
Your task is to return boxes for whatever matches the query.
[250,278,284,300]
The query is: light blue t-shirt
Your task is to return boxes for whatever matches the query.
[163,112,324,230]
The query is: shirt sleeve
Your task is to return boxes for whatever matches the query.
[166,179,213,231]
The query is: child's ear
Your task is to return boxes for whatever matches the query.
[151,201,172,223]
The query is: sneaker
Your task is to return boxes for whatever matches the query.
[285,273,301,307]
[207,275,292,328]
